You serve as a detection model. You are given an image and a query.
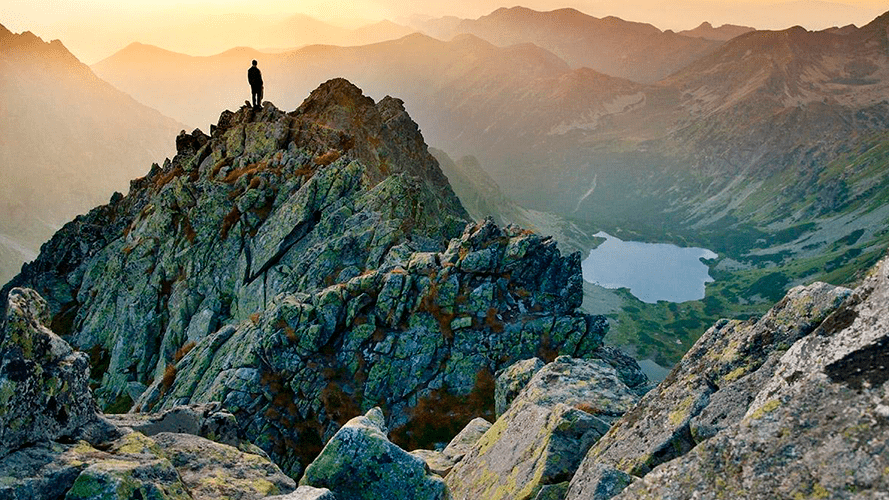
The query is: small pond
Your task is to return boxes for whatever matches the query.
[581,232,717,304]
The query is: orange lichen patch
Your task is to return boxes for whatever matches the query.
[220,206,241,240]
[485,308,504,333]
[314,150,341,166]
[154,166,184,188]
[223,160,271,184]
[275,318,298,343]
[161,363,177,395]
[574,402,601,415]
[172,213,197,244]
[372,327,387,342]
[260,369,325,469]
[250,312,262,325]
[294,168,315,178]
[320,382,362,427]
[537,332,558,363]
[211,157,234,178]
[390,368,496,451]
[324,266,345,287]
[418,281,455,341]
[173,341,196,363]
[182,217,197,244]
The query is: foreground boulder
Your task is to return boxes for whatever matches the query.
[446,356,645,500]
[607,258,889,499]
[564,256,889,499]
[300,408,448,500]
[0,288,296,500]
[494,357,544,417]
[410,417,492,476]
[0,288,97,457]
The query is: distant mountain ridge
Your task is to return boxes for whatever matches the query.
[419,6,724,83]
[0,24,183,283]
[678,21,755,41]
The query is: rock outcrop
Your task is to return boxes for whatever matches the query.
[300,407,448,500]
[2,78,609,477]
[445,356,646,500]
[0,288,297,500]
[0,287,97,457]
[566,258,889,499]
[494,357,545,417]
[410,417,492,476]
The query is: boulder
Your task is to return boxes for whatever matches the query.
[510,356,643,423]
[446,356,642,500]
[300,408,448,500]
[1,430,296,500]
[64,456,191,500]
[446,400,608,500]
[608,258,889,499]
[152,431,296,499]
[0,288,97,457]
[264,486,336,499]
[494,358,544,416]
[106,402,242,446]
[410,417,492,476]
[566,280,851,498]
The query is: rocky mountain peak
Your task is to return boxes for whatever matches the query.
[287,78,462,206]
[3,78,607,478]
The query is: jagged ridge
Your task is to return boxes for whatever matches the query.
[2,78,609,478]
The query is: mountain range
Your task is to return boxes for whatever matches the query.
[0,25,182,283]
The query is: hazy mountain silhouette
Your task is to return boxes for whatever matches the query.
[0,24,183,283]
[51,12,417,64]
[678,22,755,41]
[92,32,579,132]
[416,6,725,83]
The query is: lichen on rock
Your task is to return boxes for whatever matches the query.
[300,407,448,500]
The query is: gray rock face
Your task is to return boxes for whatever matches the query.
[566,280,851,497]
[0,288,97,457]
[494,357,544,417]
[410,417,492,476]
[563,260,889,499]
[608,258,889,499]
[446,356,643,500]
[129,216,603,478]
[300,408,448,500]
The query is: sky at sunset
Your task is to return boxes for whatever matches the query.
[4,0,887,63]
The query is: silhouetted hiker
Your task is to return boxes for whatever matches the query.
[248,60,263,110]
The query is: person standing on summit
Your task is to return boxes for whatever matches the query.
[248,60,263,110]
